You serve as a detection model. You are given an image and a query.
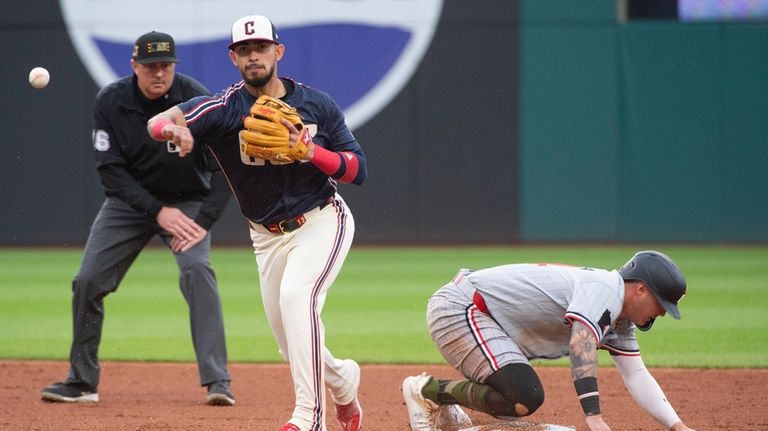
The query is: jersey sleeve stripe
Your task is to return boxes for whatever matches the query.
[565,312,602,343]
[184,83,243,124]
[602,343,641,356]
[185,99,225,124]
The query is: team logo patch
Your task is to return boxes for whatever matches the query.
[597,309,612,333]
[59,0,444,130]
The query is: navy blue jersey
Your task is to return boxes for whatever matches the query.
[178,78,366,224]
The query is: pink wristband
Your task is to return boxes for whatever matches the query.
[150,118,173,141]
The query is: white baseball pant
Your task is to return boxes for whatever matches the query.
[249,194,359,431]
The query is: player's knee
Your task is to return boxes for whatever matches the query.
[517,385,545,415]
[488,388,544,417]
[485,363,545,417]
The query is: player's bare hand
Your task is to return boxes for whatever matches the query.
[280,118,300,145]
[585,415,611,431]
[280,118,314,160]
[670,422,696,431]
[157,207,204,245]
[165,125,195,157]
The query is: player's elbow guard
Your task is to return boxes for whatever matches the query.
[310,146,367,185]
[331,151,366,185]
[346,154,367,185]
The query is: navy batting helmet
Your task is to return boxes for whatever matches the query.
[619,250,687,330]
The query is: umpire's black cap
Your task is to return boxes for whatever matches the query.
[132,31,179,64]
[619,250,687,324]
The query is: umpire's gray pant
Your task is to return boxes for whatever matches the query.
[65,197,230,389]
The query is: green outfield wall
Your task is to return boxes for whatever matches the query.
[520,2,768,242]
[1,1,765,244]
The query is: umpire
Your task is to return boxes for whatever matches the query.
[40,31,235,406]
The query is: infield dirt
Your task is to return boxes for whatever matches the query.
[2,361,766,430]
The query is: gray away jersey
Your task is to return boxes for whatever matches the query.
[467,263,640,360]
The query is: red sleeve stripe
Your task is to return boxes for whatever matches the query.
[184,83,242,124]
[601,344,641,356]
[185,100,223,124]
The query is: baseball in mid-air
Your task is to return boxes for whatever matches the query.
[28,67,50,89]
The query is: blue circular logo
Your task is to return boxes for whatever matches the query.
[60,0,443,129]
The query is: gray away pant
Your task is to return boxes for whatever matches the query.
[64,197,230,389]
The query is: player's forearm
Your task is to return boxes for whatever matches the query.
[626,371,680,427]
[569,321,601,417]
[613,355,682,429]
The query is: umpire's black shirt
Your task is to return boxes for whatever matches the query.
[92,73,230,229]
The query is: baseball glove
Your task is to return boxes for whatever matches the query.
[241,95,310,163]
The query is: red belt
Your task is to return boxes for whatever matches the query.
[263,197,334,234]
[473,290,490,314]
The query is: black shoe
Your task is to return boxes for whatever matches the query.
[206,380,235,406]
[41,381,99,403]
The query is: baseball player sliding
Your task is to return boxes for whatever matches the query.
[402,251,697,431]
[147,15,365,431]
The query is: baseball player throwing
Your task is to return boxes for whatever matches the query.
[147,15,365,431]
[402,251,697,431]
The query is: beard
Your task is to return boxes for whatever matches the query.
[242,64,275,88]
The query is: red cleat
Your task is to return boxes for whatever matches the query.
[334,396,363,431]
[277,423,300,431]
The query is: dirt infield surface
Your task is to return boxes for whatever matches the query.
[2,361,766,430]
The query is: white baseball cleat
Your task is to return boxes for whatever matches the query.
[402,373,439,431]
[436,404,472,430]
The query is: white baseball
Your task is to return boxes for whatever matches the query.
[28,67,50,89]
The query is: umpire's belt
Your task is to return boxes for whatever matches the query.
[473,290,490,314]
[262,197,334,234]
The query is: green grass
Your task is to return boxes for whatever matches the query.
[1,245,766,368]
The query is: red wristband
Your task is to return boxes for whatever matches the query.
[150,118,173,141]
[310,144,342,175]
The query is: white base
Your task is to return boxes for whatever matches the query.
[460,421,575,431]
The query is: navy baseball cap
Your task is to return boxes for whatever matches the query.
[229,15,278,49]
[132,31,179,64]
[619,250,687,327]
